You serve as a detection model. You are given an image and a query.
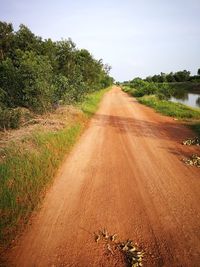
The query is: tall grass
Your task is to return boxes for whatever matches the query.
[0,88,109,250]
[0,124,82,245]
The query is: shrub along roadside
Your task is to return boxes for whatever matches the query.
[122,80,174,100]
[0,87,109,252]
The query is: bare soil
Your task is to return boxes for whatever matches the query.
[5,87,200,266]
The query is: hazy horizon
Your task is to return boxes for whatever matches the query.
[1,0,200,81]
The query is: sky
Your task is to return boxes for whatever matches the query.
[1,0,200,81]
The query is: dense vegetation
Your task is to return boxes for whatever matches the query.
[0,21,113,129]
[122,68,200,100]
[123,69,200,84]
[123,79,174,100]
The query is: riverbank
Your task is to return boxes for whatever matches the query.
[0,87,109,254]
[137,95,200,136]
[122,84,200,136]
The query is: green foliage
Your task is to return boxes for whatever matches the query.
[0,20,113,128]
[143,70,191,83]
[124,79,174,99]
[0,124,82,246]
[0,21,14,60]
[18,51,54,113]
[156,82,174,100]
[52,74,70,103]
[14,24,42,54]
[173,70,190,82]
[0,108,21,129]
[0,57,20,107]
[81,87,110,117]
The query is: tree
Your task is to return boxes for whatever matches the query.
[14,24,42,54]
[41,38,58,70]
[0,20,114,116]
[0,57,20,107]
[166,72,176,82]
[197,68,200,76]
[174,70,190,82]
[18,51,54,112]
[55,39,76,77]
[0,21,14,60]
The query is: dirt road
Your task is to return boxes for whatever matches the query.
[6,87,200,266]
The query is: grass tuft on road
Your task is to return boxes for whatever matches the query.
[0,88,109,251]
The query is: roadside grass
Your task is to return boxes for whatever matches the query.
[121,86,136,96]
[80,87,110,117]
[0,124,82,246]
[137,95,200,119]
[0,88,109,251]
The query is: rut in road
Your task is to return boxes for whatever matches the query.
[6,87,200,267]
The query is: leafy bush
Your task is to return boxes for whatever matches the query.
[125,79,174,100]
[130,80,158,97]
[18,51,54,113]
[52,74,69,103]
[0,21,113,122]
[0,108,21,129]
[0,58,20,107]
[156,82,174,100]
[0,51,54,113]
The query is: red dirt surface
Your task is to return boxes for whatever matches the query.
[5,87,200,266]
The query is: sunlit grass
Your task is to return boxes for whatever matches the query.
[0,124,82,247]
[80,87,110,117]
[137,95,200,119]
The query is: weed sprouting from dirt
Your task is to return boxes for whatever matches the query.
[182,137,200,146]
[94,229,144,267]
[182,154,200,167]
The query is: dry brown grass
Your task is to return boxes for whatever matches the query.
[0,105,82,149]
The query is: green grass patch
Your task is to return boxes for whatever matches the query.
[0,87,109,251]
[121,86,136,96]
[0,124,82,246]
[137,95,200,119]
[80,87,110,117]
